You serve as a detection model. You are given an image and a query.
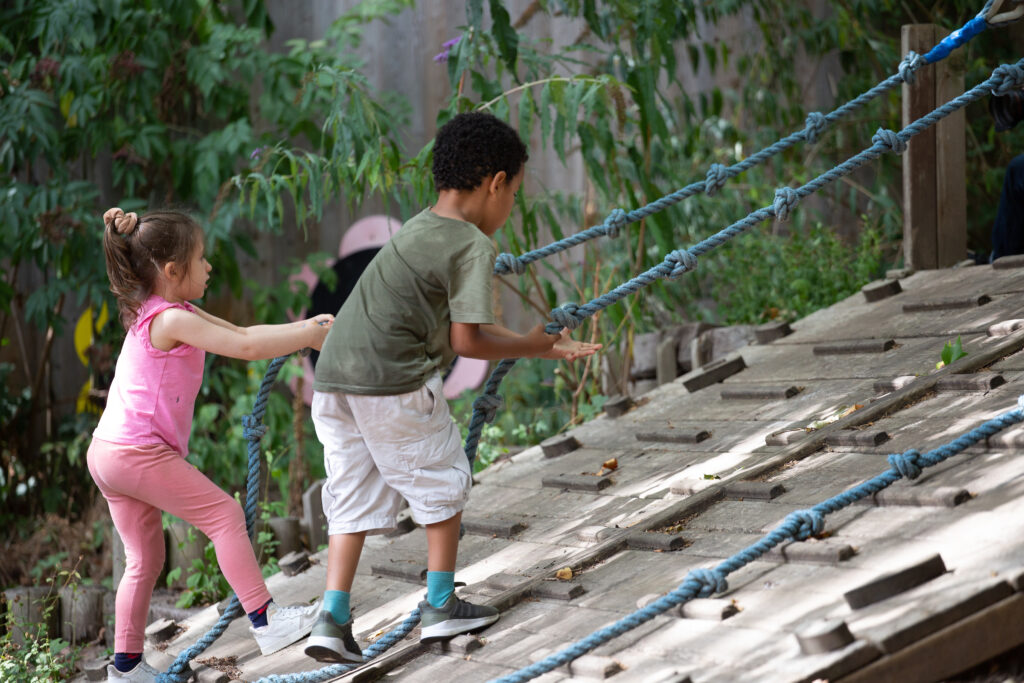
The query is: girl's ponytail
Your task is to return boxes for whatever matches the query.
[101,207,202,330]
[103,207,145,329]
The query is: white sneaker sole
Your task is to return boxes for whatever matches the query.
[254,615,318,655]
[304,635,363,663]
[420,614,499,643]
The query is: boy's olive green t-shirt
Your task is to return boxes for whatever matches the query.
[313,209,496,395]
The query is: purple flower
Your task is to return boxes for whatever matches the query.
[250,146,267,161]
[433,36,461,63]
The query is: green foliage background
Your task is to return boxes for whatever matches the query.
[1,0,1022,590]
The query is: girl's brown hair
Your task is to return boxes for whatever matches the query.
[102,208,203,329]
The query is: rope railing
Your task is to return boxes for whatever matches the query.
[488,396,1024,682]
[492,2,1003,278]
[465,57,1024,467]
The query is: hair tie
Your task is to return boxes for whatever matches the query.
[103,207,139,236]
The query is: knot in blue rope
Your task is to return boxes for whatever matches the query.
[888,449,923,480]
[772,187,800,221]
[549,302,583,331]
[603,208,628,238]
[495,252,526,276]
[242,415,267,442]
[802,111,827,144]
[899,51,925,83]
[872,128,907,155]
[688,568,728,598]
[704,163,729,196]
[473,393,504,424]
[786,509,825,540]
[991,63,1024,96]
[664,249,697,279]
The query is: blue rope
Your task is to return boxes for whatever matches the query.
[465,57,1024,467]
[924,15,987,63]
[156,356,422,683]
[488,396,1024,683]
[492,10,999,278]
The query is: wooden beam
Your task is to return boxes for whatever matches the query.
[934,28,967,267]
[902,24,938,270]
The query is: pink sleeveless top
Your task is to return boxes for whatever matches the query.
[93,295,206,457]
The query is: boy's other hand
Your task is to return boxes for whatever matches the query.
[525,323,562,355]
[540,329,603,361]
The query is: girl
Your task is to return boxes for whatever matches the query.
[90,208,332,682]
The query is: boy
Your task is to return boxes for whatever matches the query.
[305,112,600,662]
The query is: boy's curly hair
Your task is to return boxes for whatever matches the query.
[432,112,528,191]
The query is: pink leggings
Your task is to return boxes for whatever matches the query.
[87,439,272,652]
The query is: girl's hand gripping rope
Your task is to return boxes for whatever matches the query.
[300,315,334,357]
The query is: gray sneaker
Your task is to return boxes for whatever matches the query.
[304,611,363,663]
[418,594,499,643]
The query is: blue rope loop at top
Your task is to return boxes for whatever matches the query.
[924,16,988,63]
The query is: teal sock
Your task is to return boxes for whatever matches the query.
[324,590,350,625]
[426,571,455,608]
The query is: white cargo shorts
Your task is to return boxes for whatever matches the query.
[311,373,471,535]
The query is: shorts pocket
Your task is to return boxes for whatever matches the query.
[354,374,449,446]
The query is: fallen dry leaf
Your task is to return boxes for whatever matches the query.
[555,567,574,580]
[602,458,618,471]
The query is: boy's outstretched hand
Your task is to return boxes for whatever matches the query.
[539,328,602,361]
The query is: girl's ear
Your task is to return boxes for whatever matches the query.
[488,170,508,196]
[162,261,179,282]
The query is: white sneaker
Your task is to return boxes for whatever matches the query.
[250,600,321,656]
[105,660,160,682]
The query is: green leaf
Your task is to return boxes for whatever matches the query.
[488,0,519,74]
[466,0,483,28]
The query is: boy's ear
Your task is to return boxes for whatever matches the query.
[488,171,508,195]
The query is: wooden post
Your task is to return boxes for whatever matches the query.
[934,30,967,266]
[902,24,966,270]
[3,587,59,646]
[59,584,105,644]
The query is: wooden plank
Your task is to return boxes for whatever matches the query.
[542,473,613,492]
[766,539,856,565]
[934,27,967,268]
[861,279,903,302]
[723,481,785,500]
[462,518,528,539]
[681,355,746,392]
[826,430,890,447]
[627,532,689,551]
[837,594,1024,683]
[541,435,580,458]
[857,485,970,508]
[603,395,634,418]
[813,340,896,355]
[902,24,938,270]
[796,618,855,654]
[720,385,801,400]
[844,554,946,609]
[902,294,991,312]
[635,429,711,444]
[754,322,793,344]
[936,374,1005,391]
